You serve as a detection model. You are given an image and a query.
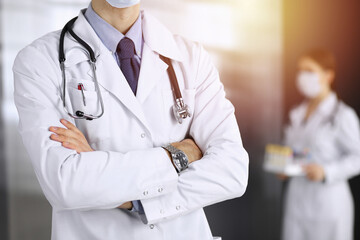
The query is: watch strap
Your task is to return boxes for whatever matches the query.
[162,144,180,154]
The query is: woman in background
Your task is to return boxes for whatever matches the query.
[282,49,360,240]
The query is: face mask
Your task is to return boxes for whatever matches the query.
[106,0,140,8]
[296,71,322,99]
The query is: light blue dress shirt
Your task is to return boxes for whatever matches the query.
[84,4,144,214]
[85,4,143,65]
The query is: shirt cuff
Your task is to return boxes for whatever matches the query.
[132,200,147,224]
[130,200,141,212]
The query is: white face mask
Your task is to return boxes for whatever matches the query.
[105,0,140,8]
[296,71,322,99]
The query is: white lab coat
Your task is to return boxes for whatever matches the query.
[282,92,360,240]
[13,9,248,240]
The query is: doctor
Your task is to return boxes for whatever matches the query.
[282,49,360,240]
[13,0,248,239]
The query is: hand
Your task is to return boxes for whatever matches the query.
[171,138,203,164]
[303,163,325,182]
[49,119,94,153]
[276,173,289,181]
[117,201,133,210]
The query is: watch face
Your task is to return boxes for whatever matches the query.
[174,152,188,167]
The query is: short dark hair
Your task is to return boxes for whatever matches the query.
[302,49,336,71]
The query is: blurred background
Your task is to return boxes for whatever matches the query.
[0,0,359,239]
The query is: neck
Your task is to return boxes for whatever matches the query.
[304,89,331,121]
[92,0,140,34]
[309,88,331,108]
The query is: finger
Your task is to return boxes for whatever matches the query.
[51,134,83,153]
[49,126,74,135]
[62,141,80,153]
[50,127,79,140]
[49,126,62,132]
[50,134,80,146]
[308,172,317,180]
[60,119,81,133]
[50,134,65,143]
[50,134,64,143]
[307,169,316,178]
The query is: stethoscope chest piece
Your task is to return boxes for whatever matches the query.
[160,55,192,124]
[173,98,191,124]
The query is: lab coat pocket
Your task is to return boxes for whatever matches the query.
[68,79,98,92]
[161,88,196,142]
[67,81,111,147]
[67,80,107,115]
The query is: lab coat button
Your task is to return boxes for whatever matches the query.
[158,187,163,193]
[149,224,154,229]
[143,191,148,196]
[176,205,181,210]
[141,133,146,138]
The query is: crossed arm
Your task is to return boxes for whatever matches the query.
[49,119,203,210]
[14,44,248,223]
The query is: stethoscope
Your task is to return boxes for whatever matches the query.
[59,17,191,124]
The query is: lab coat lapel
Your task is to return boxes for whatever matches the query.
[140,11,184,62]
[95,51,151,131]
[136,43,168,103]
[136,11,184,103]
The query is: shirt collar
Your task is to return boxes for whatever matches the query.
[84,4,143,58]
[141,11,183,62]
[289,92,338,126]
[317,91,338,115]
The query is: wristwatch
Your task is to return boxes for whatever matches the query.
[162,144,189,173]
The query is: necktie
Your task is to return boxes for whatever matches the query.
[117,37,140,95]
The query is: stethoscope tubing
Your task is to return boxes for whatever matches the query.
[59,16,191,123]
